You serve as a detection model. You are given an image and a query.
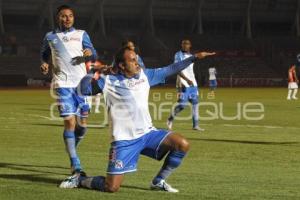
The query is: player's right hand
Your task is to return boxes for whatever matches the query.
[40,63,49,75]
[187,79,194,86]
[195,52,216,59]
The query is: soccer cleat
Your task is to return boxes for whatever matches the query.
[193,126,205,131]
[166,120,173,130]
[59,174,81,189]
[150,179,179,193]
[292,97,298,100]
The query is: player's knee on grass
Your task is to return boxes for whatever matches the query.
[104,175,123,193]
[105,185,120,193]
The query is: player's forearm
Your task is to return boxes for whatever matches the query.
[162,56,196,78]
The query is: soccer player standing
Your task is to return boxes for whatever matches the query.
[287,64,298,100]
[59,47,215,192]
[167,39,204,131]
[40,5,97,175]
[208,67,217,98]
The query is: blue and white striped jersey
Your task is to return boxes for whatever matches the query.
[79,56,197,141]
[41,27,97,88]
[175,51,197,87]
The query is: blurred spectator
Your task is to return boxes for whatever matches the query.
[2,35,18,55]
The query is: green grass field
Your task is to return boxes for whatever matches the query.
[0,88,299,200]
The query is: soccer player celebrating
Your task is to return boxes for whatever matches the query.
[167,39,204,131]
[40,5,97,175]
[208,67,217,98]
[287,64,298,100]
[59,47,215,192]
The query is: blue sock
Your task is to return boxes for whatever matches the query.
[152,151,186,184]
[192,104,199,128]
[75,125,87,147]
[63,130,82,172]
[79,176,105,191]
[168,104,185,121]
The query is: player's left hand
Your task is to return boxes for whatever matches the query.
[83,48,93,57]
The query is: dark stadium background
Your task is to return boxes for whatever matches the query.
[0,0,299,87]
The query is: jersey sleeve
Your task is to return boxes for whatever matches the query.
[40,34,51,63]
[82,31,98,61]
[144,56,196,87]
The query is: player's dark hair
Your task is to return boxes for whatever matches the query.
[114,47,132,68]
[56,5,74,17]
[181,39,191,43]
[121,39,133,48]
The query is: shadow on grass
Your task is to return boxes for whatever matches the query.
[0,162,69,176]
[0,173,61,185]
[187,138,299,146]
[121,185,150,191]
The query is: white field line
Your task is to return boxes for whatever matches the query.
[176,122,300,130]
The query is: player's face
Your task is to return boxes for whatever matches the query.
[121,50,141,77]
[181,40,191,52]
[58,9,74,30]
[127,42,135,51]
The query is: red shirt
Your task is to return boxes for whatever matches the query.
[288,66,297,83]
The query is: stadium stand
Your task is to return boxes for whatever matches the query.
[0,0,299,86]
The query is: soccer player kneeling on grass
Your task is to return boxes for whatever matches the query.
[59,47,215,192]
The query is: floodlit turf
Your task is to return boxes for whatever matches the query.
[0,88,299,200]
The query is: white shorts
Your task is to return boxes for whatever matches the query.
[288,82,298,89]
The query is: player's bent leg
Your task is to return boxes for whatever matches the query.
[61,173,124,193]
[80,174,124,192]
[151,133,190,192]
[104,174,124,193]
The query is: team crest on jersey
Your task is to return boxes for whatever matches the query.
[114,160,124,169]
[62,36,69,42]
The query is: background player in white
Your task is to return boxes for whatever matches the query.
[40,5,97,175]
[59,47,215,192]
[208,67,217,97]
[287,64,298,100]
[167,39,204,131]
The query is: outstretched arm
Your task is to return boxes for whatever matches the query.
[145,52,215,86]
